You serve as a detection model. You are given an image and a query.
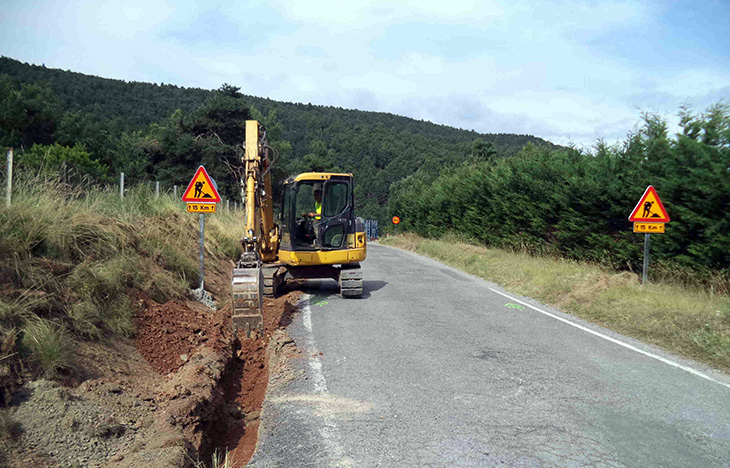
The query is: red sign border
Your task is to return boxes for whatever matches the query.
[392,216,401,225]
[181,165,221,203]
[628,185,670,223]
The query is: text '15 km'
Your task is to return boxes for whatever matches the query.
[633,223,665,233]
[187,204,216,213]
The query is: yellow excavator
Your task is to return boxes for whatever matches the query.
[231,121,367,337]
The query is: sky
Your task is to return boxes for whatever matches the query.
[2,0,729,148]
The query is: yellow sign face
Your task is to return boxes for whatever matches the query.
[181,166,221,203]
[629,186,669,222]
[633,222,665,233]
[187,203,216,213]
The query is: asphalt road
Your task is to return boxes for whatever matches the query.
[249,243,730,467]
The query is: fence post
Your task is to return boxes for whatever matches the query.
[155,181,160,199]
[5,148,12,207]
[226,199,230,212]
[120,172,125,199]
[173,185,178,199]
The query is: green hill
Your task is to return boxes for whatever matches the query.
[0,56,557,223]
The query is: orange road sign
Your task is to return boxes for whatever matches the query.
[392,216,401,225]
[629,186,669,223]
[182,166,221,203]
[187,203,216,213]
[633,223,665,233]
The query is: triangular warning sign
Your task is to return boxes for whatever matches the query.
[629,186,669,222]
[182,166,221,203]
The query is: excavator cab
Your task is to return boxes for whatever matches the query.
[284,175,355,250]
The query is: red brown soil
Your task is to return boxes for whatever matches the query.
[130,258,301,466]
[132,292,229,375]
[3,255,300,467]
[212,293,300,466]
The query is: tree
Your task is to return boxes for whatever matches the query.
[54,111,119,172]
[289,140,340,173]
[0,74,61,148]
[470,138,497,163]
[18,143,107,180]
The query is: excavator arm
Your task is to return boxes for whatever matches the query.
[231,121,279,337]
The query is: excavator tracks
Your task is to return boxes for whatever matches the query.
[339,265,363,298]
[231,267,264,338]
[262,265,286,297]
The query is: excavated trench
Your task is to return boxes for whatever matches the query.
[0,266,301,468]
[199,292,300,467]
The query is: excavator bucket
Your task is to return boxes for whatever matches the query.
[231,267,264,338]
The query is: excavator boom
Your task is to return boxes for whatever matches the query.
[231,121,277,337]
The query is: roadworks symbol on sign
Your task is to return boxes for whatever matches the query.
[628,185,670,223]
[182,166,221,203]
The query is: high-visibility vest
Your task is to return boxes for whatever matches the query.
[314,201,322,219]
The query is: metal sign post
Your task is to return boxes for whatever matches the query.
[199,213,205,290]
[642,233,650,285]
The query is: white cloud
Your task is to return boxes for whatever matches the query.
[0,0,727,148]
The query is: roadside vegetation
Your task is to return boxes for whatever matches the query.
[0,174,242,390]
[388,105,730,285]
[380,233,730,373]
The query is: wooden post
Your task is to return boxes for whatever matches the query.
[5,148,12,207]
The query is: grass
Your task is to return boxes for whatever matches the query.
[0,173,244,381]
[192,449,237,468]
[20,318,75,378]
[380,233,730,372]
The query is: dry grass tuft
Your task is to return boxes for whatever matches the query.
[0,174,244,382]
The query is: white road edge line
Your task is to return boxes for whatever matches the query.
[488,287,730,391]
[301,295,351,466]
[303,296,327,393]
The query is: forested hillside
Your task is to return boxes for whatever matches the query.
[0,56,555,222]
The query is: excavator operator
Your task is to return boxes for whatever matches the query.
[306,186,322,220]
[299,185,322,244]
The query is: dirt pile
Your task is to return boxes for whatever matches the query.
[2,285,302,468]
[132,292,229,375]
[2,339,163,468]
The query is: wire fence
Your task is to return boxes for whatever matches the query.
[117,171,246,212]
[0,158,247,214]
[3,149,381,232]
